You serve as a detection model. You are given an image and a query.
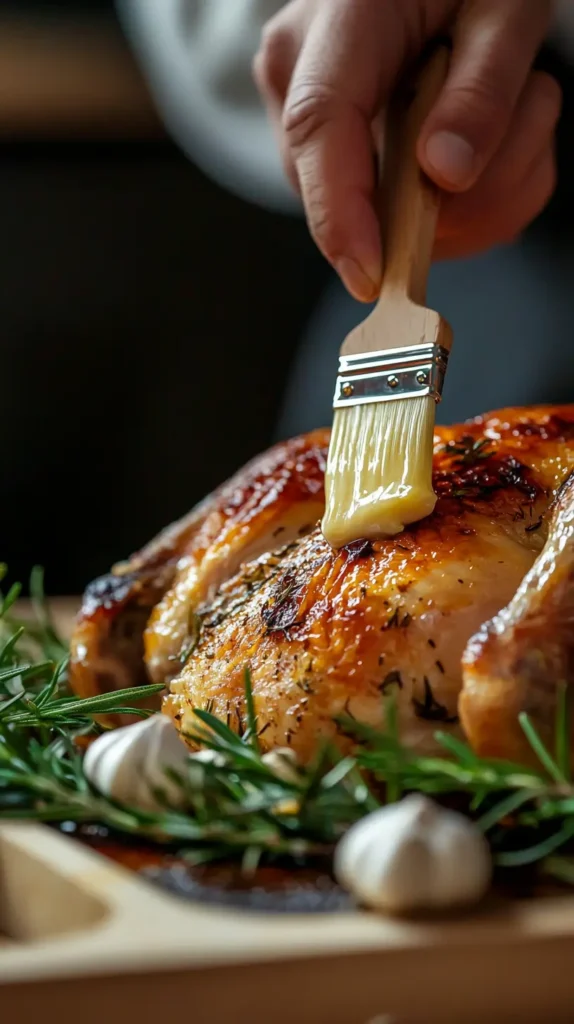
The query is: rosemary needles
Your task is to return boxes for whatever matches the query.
[1,565,574,884]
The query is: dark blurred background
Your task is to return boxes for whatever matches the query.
[2,3,573,594]
[2,2,330,593]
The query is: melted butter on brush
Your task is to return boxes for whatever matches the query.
[322,397,437,548]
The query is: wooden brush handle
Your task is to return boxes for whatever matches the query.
[341,45,452,358]
[378,45,450,305]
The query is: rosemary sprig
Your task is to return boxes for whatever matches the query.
[343,709,574,880]
[0,571,373,857]
[2,567,574,883]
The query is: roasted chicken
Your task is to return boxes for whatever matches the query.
[70,406,574,763]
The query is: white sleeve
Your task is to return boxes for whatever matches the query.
[118,1,572,214]
[117,0,299,214]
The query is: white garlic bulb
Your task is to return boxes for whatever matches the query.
[334,794,491,914]
[261,747,299,783]
[83,714,190,811]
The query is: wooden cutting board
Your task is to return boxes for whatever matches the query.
[2,821,574,1024]
[3,601,574,1023]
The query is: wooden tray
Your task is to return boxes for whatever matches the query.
[3,602,574,1022]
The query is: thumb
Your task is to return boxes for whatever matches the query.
[418,0,553,192]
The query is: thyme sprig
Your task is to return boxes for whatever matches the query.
[443,436,494,465]
[1,567,574,883]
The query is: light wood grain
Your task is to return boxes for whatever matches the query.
[4,600,574,1019]
[3,823,574,1022]
[342,48,452,360]
[0,16,161,137]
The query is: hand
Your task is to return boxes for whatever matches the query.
[253,0,561,301]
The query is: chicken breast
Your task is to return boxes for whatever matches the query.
[69,406,574,757]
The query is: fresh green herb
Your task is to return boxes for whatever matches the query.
[443,436,494,465]
[243,666,260,753]
[2,568,574,882]
[179,611,202,665]
[342,709,574,878]
[411,676,458,724]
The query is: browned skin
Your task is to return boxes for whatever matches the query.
[67,494,214,725]
[461,469,574,767]
[69,407,574,756]
[68,431,327,725]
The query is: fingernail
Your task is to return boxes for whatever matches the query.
[425,131,476,189]
[335,257,379,303]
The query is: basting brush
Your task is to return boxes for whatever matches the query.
[322,46,453,549]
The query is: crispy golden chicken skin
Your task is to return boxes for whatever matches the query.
[70,408,574,755]
[461,468,574,767]
[69,431,327,726]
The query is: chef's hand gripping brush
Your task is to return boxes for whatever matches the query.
[322,47,453,549]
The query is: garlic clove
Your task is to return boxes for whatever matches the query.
[84,725,142,803]
[84,714,189,811]
[334,794,492,915]
[261,747,299,783]
[336,802,431,912]
[139,714,191,807]
[430,814,491,908]
[112,720,160,806]
[335,808,384,890]
[82,726,123,781]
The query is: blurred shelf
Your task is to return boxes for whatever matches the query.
[0,14,163,138]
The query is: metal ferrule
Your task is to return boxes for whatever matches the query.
[333,342,450,409]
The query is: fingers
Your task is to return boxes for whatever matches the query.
[255,1,454,300]
[252,1,306,192]
[283,91,382,301]
[279,0,408,301]
[254,0,558,300]
[435,146,556,259]
[419,0,554,192]
[434,71,561,259]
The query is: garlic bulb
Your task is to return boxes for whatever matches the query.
[84,714,190,811]
[334,794,491,914]
[261,747,299,783]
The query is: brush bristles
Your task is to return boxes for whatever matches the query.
[322,396,437,548]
